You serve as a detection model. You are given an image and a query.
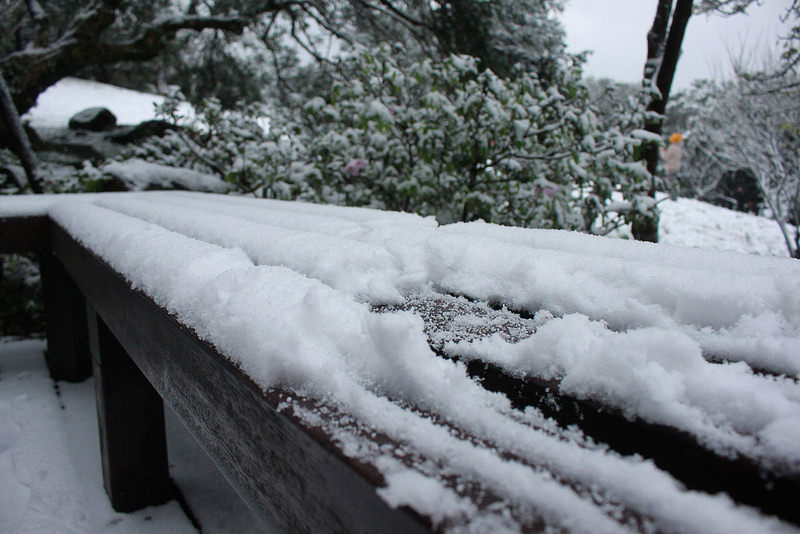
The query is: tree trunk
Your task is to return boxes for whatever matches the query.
[644,0,673,84]
[633,0,693,242]
[630,213,660,242]
[754,171,799,259]
[645,0,693,176]
[0,70,42,193]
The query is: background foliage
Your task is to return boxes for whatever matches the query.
[127,46,650,233]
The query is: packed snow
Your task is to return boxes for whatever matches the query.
[101,160,229,193]
[2,191,798,532]
[660,196,790,258]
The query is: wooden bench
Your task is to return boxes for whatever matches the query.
[1,192,799,533]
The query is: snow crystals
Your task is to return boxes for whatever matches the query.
[2,191,799,533]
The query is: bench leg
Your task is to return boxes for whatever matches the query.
[87,304,172,512]
[39,253,91,382]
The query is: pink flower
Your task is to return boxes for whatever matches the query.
[535,186,557,199]
[343,159,367,177]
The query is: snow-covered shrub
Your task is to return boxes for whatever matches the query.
[258,47,648,230]
[122,47,649,232]
[114,96,264,191]
[669,72,800,258]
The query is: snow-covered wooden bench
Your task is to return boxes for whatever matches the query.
[1,192,799,533]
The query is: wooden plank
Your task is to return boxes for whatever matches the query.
[1,215,90,381]
[0,215,49,253]
[376,293,800,527]
[49,221,428,534]
[466,357,800,526]
[87,303,172,512]
[39,250,91,382]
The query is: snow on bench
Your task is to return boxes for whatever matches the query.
[1,191,798,533]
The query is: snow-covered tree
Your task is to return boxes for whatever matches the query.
[779,0,800,75]
[679,71,800,258]
[147,47,646,232]
[627,0,784,242]
[258,0,570,106]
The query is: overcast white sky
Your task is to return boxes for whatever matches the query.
[561,0,793,89]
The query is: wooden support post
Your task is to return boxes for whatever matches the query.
[87,304,172,513]
[39,252,91,382]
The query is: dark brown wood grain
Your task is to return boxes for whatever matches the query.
[87,303,172,512]
[39,251,91,382]
[0,215,49,253]
[465,358,800,526]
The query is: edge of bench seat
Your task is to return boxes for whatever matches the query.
[47,218,430,533]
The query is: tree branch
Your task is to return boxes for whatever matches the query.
[98,15,247,63]
[0,7,253,115]
[25,0,49,47]
[694,0,759,15]
[0,69,41,193]
[298,4,354,47]
[644,0,673,84]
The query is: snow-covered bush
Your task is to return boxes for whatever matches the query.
[112,96,280,193]
[257,47,648,231]
[125,47,650,232]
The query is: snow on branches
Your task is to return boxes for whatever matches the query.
[241,47,649,232]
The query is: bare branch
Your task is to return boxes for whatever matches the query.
[99,15,247,62]
[694,0,760,15]
[0,69,41,193]
[349,0,433,45]
[374,0,427,28]
[174,128,227,179]
[25,0,48,47]
[298,4,354,47]
[288,13,339,68]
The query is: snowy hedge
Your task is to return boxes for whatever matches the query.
[129,47,652,234]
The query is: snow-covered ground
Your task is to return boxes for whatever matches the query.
[0,339,260,534]
[0,340,192,533]
[659,196,790,258]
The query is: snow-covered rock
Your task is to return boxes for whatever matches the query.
[68,107,117,132]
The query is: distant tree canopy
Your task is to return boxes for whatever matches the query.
[127,46,649,234]
[666,64,800,258]
[151,0,569,106]
[0,0,569,115]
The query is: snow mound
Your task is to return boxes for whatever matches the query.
[660,196,789,258]
[102,159,228,193]
[22,78,191,129]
